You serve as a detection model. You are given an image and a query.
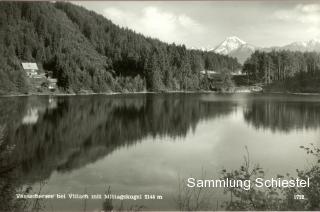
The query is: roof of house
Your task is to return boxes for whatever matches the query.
[22,63,38,70]
[200,70,217,74]
[48,78,57,83]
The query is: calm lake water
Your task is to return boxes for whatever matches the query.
[0,93,319,211]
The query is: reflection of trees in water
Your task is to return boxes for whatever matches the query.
[0,124,43,212]
[1,94,320,210]
[0,94,235,185]
[0,125,20,211]
[244,100,320,132]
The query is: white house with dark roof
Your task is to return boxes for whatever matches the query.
[22,62,38,77]
[22,62,57,90]
[21,62,45,78]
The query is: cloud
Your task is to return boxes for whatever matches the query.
[103,6,205,46]
[274,3,320,24]
[273,3,320,39]
[103,7,129,25]
[297,4,320,13]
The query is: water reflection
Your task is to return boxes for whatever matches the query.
[244,98,320,132]
[0,94,237,183]
[0,93,320,211]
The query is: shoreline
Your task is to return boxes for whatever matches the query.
[1,90,320,98]
[0,86,320,98]
[0,90,219,98]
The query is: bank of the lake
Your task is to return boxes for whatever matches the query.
[0,85,266,97]
[0,90,221,98]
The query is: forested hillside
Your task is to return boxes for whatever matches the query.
[243,51,320,92]
[0,2,240,94]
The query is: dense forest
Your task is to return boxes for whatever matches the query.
[0,2,240,94]
[243,51,320,92]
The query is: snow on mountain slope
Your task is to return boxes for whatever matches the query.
[214,36,247,55]
[213,36,256,63]
[195,37,320,64]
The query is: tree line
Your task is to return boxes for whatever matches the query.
[243,50,320,90]
[0,2,240,94]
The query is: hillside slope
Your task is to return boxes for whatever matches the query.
[0,2,240,94]
[0,2,112,93]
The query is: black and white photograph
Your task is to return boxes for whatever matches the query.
[0,0,320,211]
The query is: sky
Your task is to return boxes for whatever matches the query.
[75,1,320,49]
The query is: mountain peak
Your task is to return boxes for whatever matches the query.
[214,36,247,55]
[225,36,246,44]
[213,36,256,64]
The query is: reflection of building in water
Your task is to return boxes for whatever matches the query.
[22,108,39,125]
[48,97,57,109]
[21,97,58,125]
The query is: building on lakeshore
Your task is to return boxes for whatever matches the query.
[200,70,218,75]
[22,62,58,91]
[48,78,57,90]
[21,62,45,78]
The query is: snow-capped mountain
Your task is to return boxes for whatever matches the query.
[196,37,320,64]
[279,38,320,52]
[213,36,256,63]
[214,36,246,54]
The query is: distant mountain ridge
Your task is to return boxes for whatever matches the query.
[267,38,320,52]
[212,36,320,64]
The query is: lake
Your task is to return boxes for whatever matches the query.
[0,93,319,211]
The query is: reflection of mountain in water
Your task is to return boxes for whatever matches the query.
[244,99,320,132]
[0,94,236,183]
